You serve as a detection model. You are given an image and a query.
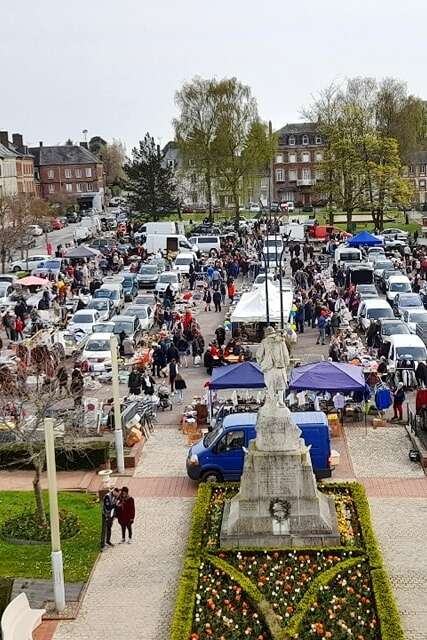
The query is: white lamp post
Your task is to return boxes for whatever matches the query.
[110,335,125,474]
[44,417,65,612]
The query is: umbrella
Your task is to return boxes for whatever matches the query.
[18,275,52,287]
[289,361,365,392]
[64,245,100,259]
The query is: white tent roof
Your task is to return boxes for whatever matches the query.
[231,280,293,323]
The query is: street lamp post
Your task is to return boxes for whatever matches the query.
[110,335,125,474]
[44,418,65,612]
[257,238,270,326]
[278,233,291,331]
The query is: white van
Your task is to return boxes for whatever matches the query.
[280,222,305,242]
[357,297,394,332]
[334,246,362,266]
[155,271,182,296]
[172,252,197,274]
[144,234,196,255]
[383,334,427,369]
[189,236,221,256]
[140,221,184,235]
[385,275,412,303]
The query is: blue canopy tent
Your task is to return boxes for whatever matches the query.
[288,361,365,393]
[347,231,382,247]
[208,361,265,390]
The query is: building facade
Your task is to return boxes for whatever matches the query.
[272,123,326,206]
[0,131,36,197]
[0,143,18,198]
[30,143,105,210]
[404,151,427,206]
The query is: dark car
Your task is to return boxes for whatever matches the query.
[66,211,81,223]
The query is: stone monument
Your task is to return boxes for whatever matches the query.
[220,327,340,548]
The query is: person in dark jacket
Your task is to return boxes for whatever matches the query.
[174,373,187,403]
[213,290,222,312]
[392,382,406,421]
[141,371,156,395]
[101,487,120,550]
[152,344,166,377]
[166,343,179,364]
[116,487,135,544]
[169,358,178,393]
[128,367,142,395]
[215,326,226,347]
[70,367,84,406]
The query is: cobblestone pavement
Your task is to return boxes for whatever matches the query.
[345,426,424,478]
[370,498,427,640]
[134,428,190,477]
[54,497,194,640]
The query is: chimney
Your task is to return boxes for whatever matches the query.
[39,141,43,147]
[12,133,23,149]
[80,141,88,149]
[0,131,9,148]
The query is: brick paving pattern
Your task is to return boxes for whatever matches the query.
[134,428,189,477]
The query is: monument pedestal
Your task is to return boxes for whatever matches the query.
[220,404,340,548]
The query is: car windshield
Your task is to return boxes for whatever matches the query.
[340,253,360,261]
[93,323,113,333]
[103,289,120,300]
[89,300,108,310]
[123,278,134,287]
[175,257,192,265]
[72,314,93,323]
[399,295,422,306]
[159,274,177,283]
[0,287,8,296]
[86,339,110,352]
[113,320,134,334]
[396,347,426,361]
[203,426,222,447]
[367,307,394,320]
[140,265,158,274]
[390,282,411,292]
[381,323,409,336]
[127,307,147,319]
[94,290,112,299]
[374,261,392,270]
[408,312,427,323]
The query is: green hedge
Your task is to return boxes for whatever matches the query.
[0,441,110,471]
[0,577,13,620]
[371,569,405,640]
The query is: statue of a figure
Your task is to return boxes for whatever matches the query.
[256,326,290,404]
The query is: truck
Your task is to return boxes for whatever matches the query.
[186,411,333,482]
[143,234,197,255]
[140,221,185,235]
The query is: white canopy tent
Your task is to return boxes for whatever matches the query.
[231,280,293,324]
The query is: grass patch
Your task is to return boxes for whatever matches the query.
[0,491,100,582]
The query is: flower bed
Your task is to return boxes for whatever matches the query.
[171,482,404,640]
[1,508,80,543]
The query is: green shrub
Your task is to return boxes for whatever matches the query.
[371,569,405,640]
[2,509,80,543]
[0,441,110,471]
[0,577,13,619]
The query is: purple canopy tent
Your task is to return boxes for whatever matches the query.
[288,361,365,393]
[208,361,265,390]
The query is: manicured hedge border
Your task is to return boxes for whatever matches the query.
[170,482,405,640]
[0,577,13,620]
[0,441,110,471]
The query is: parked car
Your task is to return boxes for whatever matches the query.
[0,284,14,311]
[97,283,125,313]
[9,254,49,273]
[155,271,182,296]
[134,293,157,307]
[355,284,378,299]
[392,293,424,317]
[385,275,412,303]
[125,305,154,331]
[66,211,81,223]
[188,235,221,256]
[81,333,114,370]
[379,318,411,339]
[51,218,64,230]
[137,264,159,289]
[186,411,332,482]
[357,297,394,332]
[28,224,44,237]
[382,333,427,369]
[87,298,114,321]
[68,309,101,334]
[122,274,138,301]
[372,259,394,283]
[172,252,197,275]
[402,309,427,334]
[111,315,143,345]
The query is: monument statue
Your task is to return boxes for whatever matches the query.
[256,326,290,403]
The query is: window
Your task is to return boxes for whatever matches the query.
[420,164,426,176]
[315,135,322,144]
[76,183,81,192]
[409,165,414,175]
[420,180,426,190]
[75,168,82,178]
[85,167,92,177]
[288,135,295,146]
[315,151,323,162]
[48,169,54,179]
[48,184,55,193]
[216,430,245,453]
[302,152,310,163]
[288,169,297,181]
[302,168,311,179]
[302,134,309,145]
[64,168,72,178]
[288,153,296,163]
[282,192,294,202]
[65,183,73,192]
[275,169,284,182]
[87,183,93,191]
[276,154,284,163]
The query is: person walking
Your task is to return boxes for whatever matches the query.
[100,487,120,550]
[392,382,406,421]
[227,280,236,305]
[220,281,227,305]
[128,366,142,395]
[116,487,135,544]
[316,314,327,346]
[203,287,212,312]
[213,289,222,312]
[15,316,24,341]
[174,372,187,403]
[169,358,178,394]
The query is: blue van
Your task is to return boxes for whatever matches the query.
[186,411,332,482]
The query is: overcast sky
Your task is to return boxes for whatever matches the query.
[2,0,426,152]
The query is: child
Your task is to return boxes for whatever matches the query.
[169,358,178,394]
[203,287,212,312]
[174,373,187,403]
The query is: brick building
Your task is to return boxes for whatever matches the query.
[272,123,326,206]
[404,150,427,206]
[29,143,105,210]
[0,131,36,196]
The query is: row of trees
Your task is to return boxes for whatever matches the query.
[306,78,427,229]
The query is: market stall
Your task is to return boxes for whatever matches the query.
[347,231,383,247]
[206,361,266,423]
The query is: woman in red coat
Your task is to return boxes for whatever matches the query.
[116,487,135,544]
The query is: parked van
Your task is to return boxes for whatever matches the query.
[186,411,332,482]
[140,221,184,235]
[172,252,197,274]
[144,234,196,255]
[334,246,362,266]
[188,236,221,256]
[280,222,305,242]
[385,274,412,303]
[382,333,427,369]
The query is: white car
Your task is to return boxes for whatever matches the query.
[125,305,154,331]
[87,298,113,321]
[252,273,278,289]
[357,297,394,332]
[402,309,427,334]
[9,255,49,273]
[0,283,14,311]
[385,275,412,303]
[81,333,114,370]
[92,321,115,335]
[155,271,182,296]
[28,224,44,237]
[383,333,427,370]
[172,252,197,274]
[68,309,101,334]
[382,228,409,241]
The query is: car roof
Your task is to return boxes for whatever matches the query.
[385,334,426,347]
[111,315,135,322]
[73,309,97,317]
[223,413,257,428]
[388,275,410,283]
[100,282,122,290]
[175,252,194,258]
[87,332,113,340]
[362,297,391,308]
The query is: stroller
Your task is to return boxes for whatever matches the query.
[158,384,173,411]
